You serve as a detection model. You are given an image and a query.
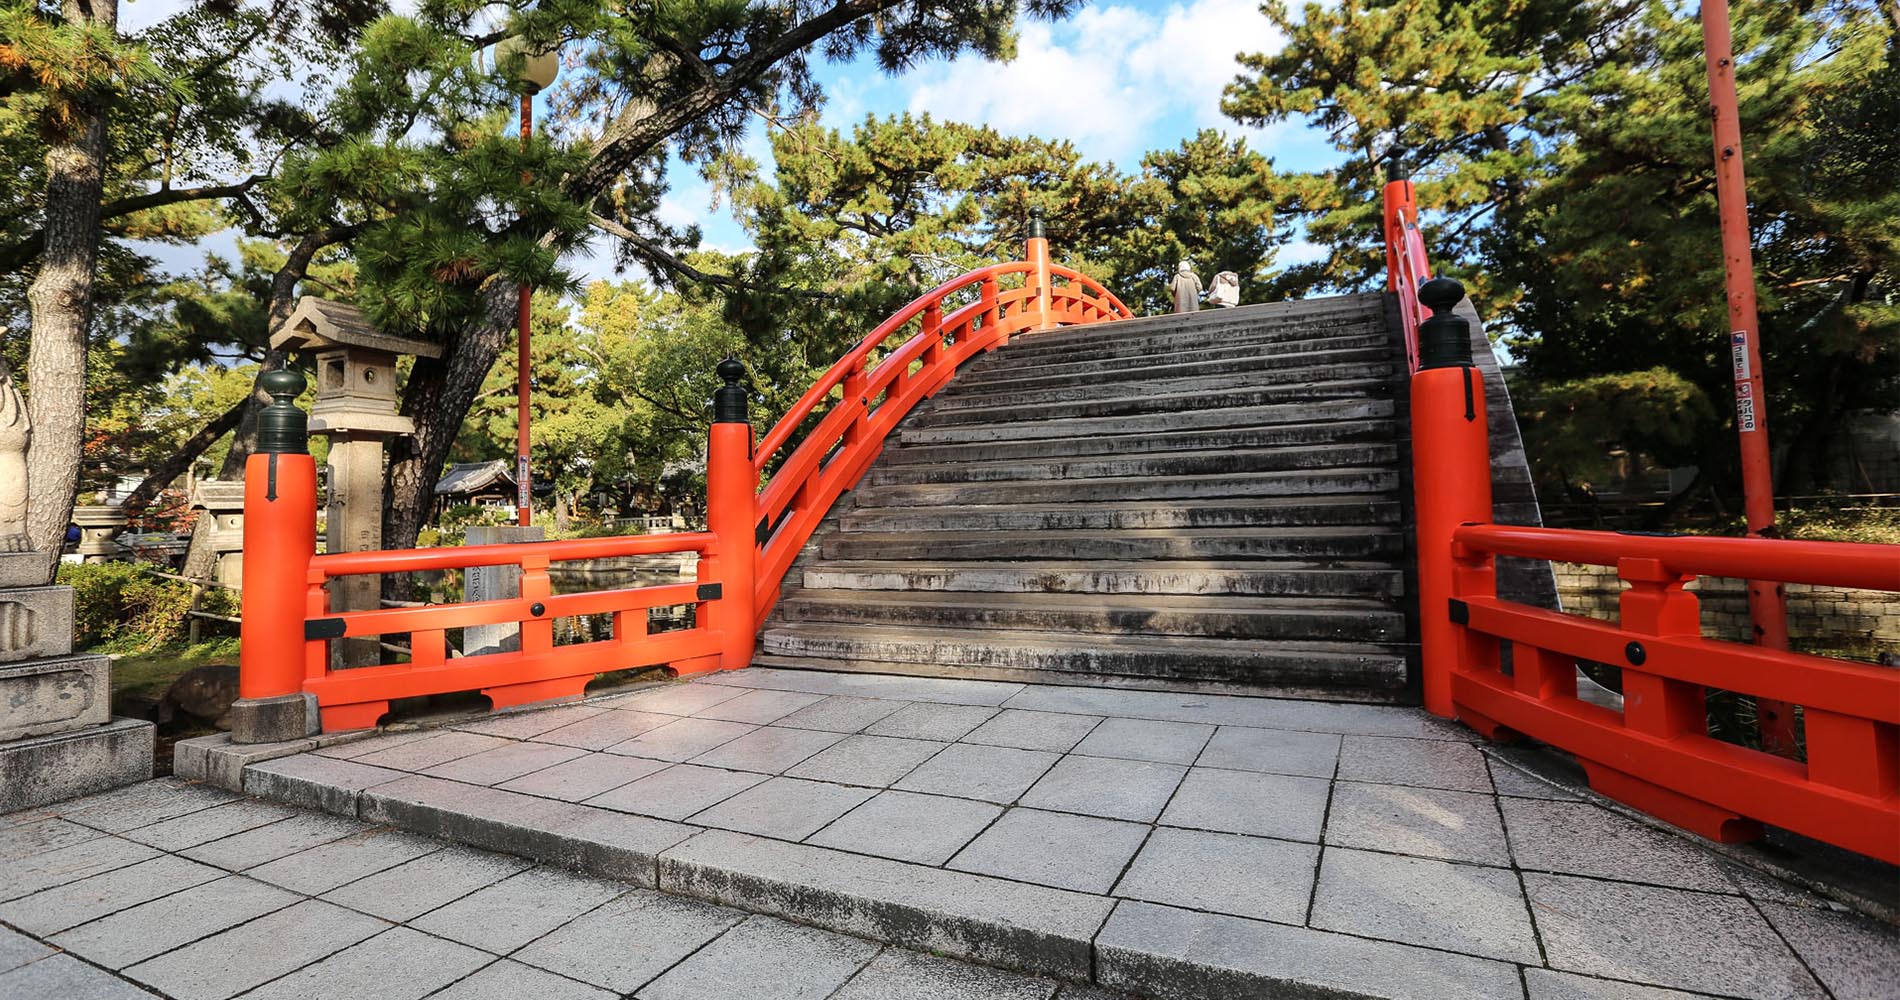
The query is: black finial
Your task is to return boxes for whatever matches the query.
[255,369,309,455]
[1027,206,1046,241]
[713,357,748,423]
[1385,155,1405,183]
[1415,277,1472,369]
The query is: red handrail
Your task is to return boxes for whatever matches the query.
[747,241,1132,624]
[1382,176,1431,374]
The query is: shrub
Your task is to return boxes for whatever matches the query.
[58,561,195,652]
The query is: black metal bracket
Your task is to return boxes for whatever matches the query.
[1448,599,1470,625]
[1624,641,1647,666]
[305,618,347,641]
[697,583,723,602]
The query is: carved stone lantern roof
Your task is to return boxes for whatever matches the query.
[270,297,442,437]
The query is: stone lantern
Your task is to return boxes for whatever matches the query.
[71,505,127,562]
[272,297,443,666]
[188,480,248,588]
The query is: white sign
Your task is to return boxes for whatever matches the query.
[1735,394,1757,432]
[517,455,531,507]
[1731,331,1750,381]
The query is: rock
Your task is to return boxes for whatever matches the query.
[158,664,241,729]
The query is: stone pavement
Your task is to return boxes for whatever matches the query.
[27,668,1898,1000]
[0,777,1130,1000]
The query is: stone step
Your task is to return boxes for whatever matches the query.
[801,559,1404,598]
[961,342,1392,396]
[1006,297,1386,358]
[776,589,1406,642]
[925,361,1394,415]
[962,329,1393,385]
[910,377,1392,428]
[895,398,1397,446]
[850,467,1399,508]
[838,496,1402,533]
[867,441,1399,487]
[883,419,1395,467]
[820,527,1401,563]
[759,623,1411,699]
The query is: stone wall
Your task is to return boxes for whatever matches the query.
[1553,561,1900,649]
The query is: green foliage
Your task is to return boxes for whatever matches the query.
[58,561,195,653]
[1514,368,1716,491]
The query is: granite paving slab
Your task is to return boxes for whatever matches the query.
[512,888,744,994]
[317,845,533,923]
[49,778,237,834]
[893,742,1059,803]
[410,865,627,954]
[1111,827,1316,924]
[121,898,388,1000]
[118,799,299,852]
[1324,780,1512,865]
[686,725,845,773]
[0,815,104,860]
[694,688,828,724]
[830,948,1059,1000]
[0,953,158,1000]
[866,702,999,741]
[530,710,678,750]
[238,926,492,1000]
[786,734,949,787]
[348,731,514,772]
[1070,718,1214,765]
[427,960,616,1000]
[808,789,1003,866]
[1521,969,1722,999]
[961,709,1103,753]
[1500,798,1733,892]
[1524,872,1825,999]
[0,853,225,934]
[497,751,671,801]
[242,827,440,894]
[948,808,1149,894]
[1756,900,1900,1000]
[635,913,880,1000]
[774,695,911,733]
[420,740,587,784]
[1018,756,1185,823]
[447,703,608,740]
[608,682,750,717]
[609,717,758,761]
[1309,847,1541,963]
[179,812,370,871]
[586,763,767,820]
[1193,725,1341,778]
[3,835,161,902]
[1336,734,1493,792]
[689,776,876,840]
[1158,766,1328,842]
[48,875,300,969]
[0,927,53,973]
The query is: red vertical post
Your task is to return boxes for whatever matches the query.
[235,370,320,742]
[1409,278,1495,718]
[706,358,757,670]
[516,92,534,527]
[1701,0,1794,753]
[1026,207,1053,330]
[1380,172,1417,295]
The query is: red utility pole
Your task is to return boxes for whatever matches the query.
[515,91,533,527]
[1701,0,1795,753]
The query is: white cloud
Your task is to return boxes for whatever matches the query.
[895,0,1287,165]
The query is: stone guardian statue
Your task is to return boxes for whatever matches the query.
[0,347,29,552]
[1169,261,1203,314]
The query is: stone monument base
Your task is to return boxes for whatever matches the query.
[0,548,154,812]
[0,717,153,812]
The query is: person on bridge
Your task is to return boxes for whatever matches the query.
[1207,271,1241,308]
[1170,261,1202,314]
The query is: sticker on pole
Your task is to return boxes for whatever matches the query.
[517,455,531,507]
[1735,394,1757,432]
[1731,331,1750,381]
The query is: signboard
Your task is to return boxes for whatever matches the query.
[1731,330,1750,381]
[517,455,531,508]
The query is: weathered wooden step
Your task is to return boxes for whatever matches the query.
[776,590,1406,642]
[838,496,1401,534]
[850,467,1399,508]
[760,624,1411,701]
[881,419,1396,466]
[911,378,1392,427]
[820,527,1401,562]
[961,343,1391,396]
[895,398,1396,446]
[926,362,1394,414]
[801,559,1404,598]
[959,330,1392,385]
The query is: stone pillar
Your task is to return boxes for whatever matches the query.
[463,524,545,655]
[271,296,444,669]
[0,551,154,810]
[72,505,127,562]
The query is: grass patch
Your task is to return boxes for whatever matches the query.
[111,638,240,707]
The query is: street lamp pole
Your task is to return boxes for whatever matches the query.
[1701,0,1794,753]
[516,89,533,527]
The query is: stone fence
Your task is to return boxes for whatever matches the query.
[1553,562,1900,650]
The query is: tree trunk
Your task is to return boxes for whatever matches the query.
[118,395,245,516]
[22,0,117,584]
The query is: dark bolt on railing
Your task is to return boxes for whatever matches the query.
[255,369,309,455]
[1416,277,1473,370]
[713,357,749,424]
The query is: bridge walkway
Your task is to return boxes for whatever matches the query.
[130,669,1900,1000]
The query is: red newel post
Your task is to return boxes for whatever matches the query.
[1026,207,1053,330]
[706,358,758,671]
[1409,278,1495,718]
[233,370,320,743]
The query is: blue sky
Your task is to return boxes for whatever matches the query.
[123,0,1342,284]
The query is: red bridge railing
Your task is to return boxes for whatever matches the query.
[1389,182,1900,863]
[236,219,1129,737]
[1382,170,1431,374]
